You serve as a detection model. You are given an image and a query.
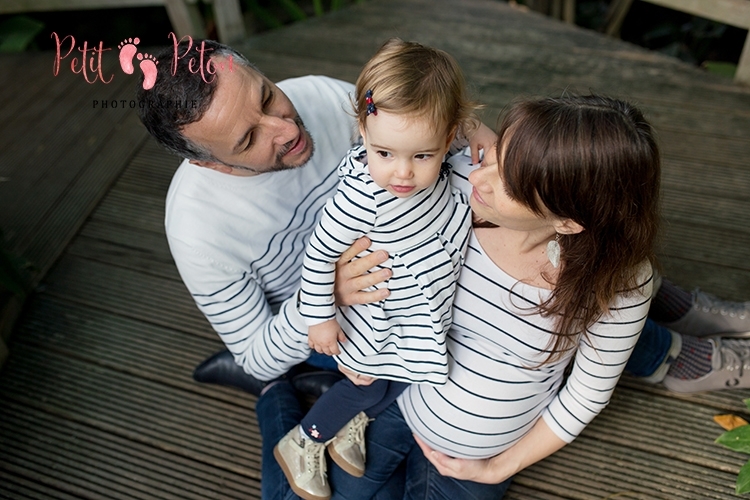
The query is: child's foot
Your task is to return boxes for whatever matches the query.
[117,37,140,74]
[327,411,369,477]
[274,425,330,500]
[137,53,159,90]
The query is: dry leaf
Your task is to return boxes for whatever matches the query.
[714,414,749,431]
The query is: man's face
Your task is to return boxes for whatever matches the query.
[181,60,314,175]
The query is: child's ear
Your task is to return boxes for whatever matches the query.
[445,125,458,149]
[359,123,367,145]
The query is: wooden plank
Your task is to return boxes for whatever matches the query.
[0,346,264,478]
[12,297,241,404]
[0,403,259,499]
[42,255,213,338]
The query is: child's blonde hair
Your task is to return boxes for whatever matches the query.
[355,38,479,137]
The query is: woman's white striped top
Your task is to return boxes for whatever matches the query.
[299,145,472,385]
[397,155,653,458]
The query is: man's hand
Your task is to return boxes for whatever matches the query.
[468,122,497,165]
[308,319,346,356]
[334,237,391,307]
[338,364,376,386]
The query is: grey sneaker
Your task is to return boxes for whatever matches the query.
[663,338,750,393]
[327,411,370,477]
[663,289,750,338]
[274,425,330,500]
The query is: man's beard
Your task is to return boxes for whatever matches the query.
[225,115,315,174]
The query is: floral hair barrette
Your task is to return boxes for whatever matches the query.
[365,89,377,116]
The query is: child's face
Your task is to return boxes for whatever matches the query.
[359,111,453,198]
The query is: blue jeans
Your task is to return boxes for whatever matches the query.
[625,318,673,377]
[257,383,511,500]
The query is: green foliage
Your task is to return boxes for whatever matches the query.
[716,400,750,494]
[703,61,737,79]
[0,15,45,53]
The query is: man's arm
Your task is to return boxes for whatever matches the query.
[170,237,312,380]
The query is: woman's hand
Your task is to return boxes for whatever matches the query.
[338,364,376,386]
[413,434,501,484]
[308,319,346,356]
[468,122,497,165]
[334,237,391,307]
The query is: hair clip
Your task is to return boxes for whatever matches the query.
[365,89,377,116]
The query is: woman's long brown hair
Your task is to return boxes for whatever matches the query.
[497,95,661,363]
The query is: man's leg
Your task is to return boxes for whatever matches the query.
[329,401,415,500]
[255,381,304,500]
[403,445,512,500]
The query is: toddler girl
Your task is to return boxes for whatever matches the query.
[274,38,482,500]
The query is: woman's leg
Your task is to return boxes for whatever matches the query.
[403,445,513,500]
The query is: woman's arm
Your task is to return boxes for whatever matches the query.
[414,416,566,484]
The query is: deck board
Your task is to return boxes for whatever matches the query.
[1,0,750,498]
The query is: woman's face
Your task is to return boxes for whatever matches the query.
[468,143,555,232]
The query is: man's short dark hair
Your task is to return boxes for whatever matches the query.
[136,39,258,161]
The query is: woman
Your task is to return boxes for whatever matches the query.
[323,93,658,498]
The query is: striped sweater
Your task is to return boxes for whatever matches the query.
[299,145,472,384]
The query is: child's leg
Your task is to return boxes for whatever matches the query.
[300,378,390,442]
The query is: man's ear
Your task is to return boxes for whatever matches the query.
[189,159,234,175]
[554,218,584,235]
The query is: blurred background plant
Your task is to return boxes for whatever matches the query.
[516,0,746,78]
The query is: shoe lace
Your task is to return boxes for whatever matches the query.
[693,289,749,319]
[716,339,750,376]
[303,439,327,484]
[347,412,371,445]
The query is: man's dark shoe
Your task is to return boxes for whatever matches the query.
[290,367,345,398]
[193,349,269,397]
[193,349,345,398]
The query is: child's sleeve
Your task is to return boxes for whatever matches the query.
[298,174,377,325]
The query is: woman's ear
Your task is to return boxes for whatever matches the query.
[554,218,584,235]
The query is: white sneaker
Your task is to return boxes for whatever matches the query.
[327,411,370,477]
[663,289,750,337]
[274,425,330,500]
[663,338,750,393]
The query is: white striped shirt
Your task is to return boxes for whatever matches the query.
[299,145,472,384]
[397,155,653,458]
[165,76,358,380]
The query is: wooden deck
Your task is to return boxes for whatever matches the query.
[1,0,750,498]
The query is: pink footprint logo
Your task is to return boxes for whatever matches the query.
[137,53,159,90]
[117,37,140,74]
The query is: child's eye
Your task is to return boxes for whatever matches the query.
[414,154,433,160]
[376,150,392,158]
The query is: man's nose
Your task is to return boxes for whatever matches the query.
[267,116,298,145]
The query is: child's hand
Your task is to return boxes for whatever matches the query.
[468,122,497,165]
[308,319,346,356]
